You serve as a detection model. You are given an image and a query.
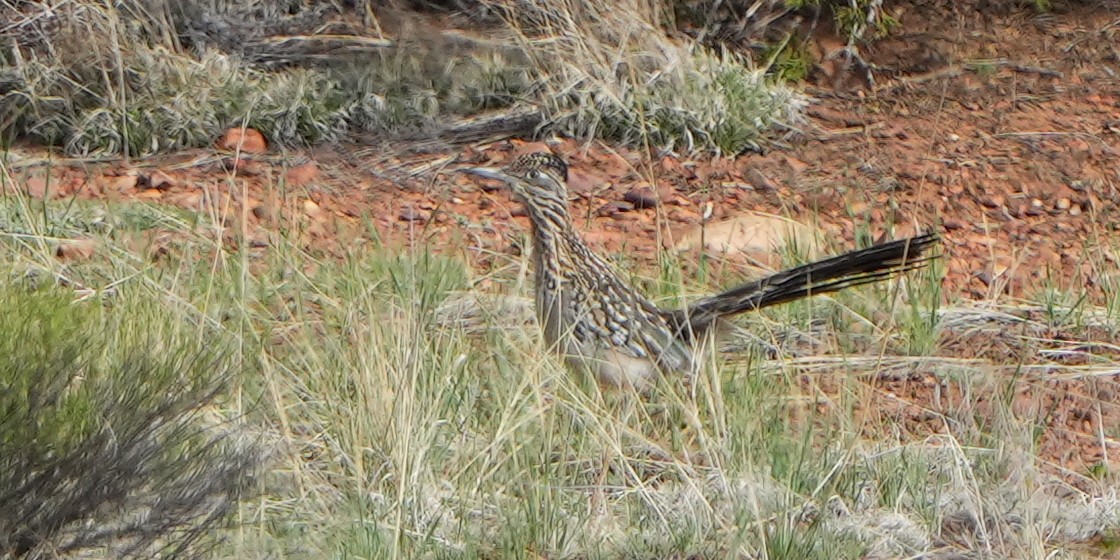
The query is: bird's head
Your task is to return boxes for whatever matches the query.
[461,152,571,215]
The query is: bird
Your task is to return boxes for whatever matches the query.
[461,151,940,391]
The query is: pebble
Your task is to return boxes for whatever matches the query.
[596,201,635,217]
[981,196,1003,209]
[623,187,659,209]
[668,208,700,223]
[746,168,778,192]
[251,203,273,221]
[218,127,267,154]
[398,206,430,222]
[141,170,176,190]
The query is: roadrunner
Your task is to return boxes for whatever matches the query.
[463,152,939,390]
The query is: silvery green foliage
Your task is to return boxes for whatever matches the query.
[0,285,264,558]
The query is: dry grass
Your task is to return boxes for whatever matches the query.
[0,0,1058,157]
[0,167,263,559]
[2,153,1120,557]
[1,0,810,157]
[2,1,1115,558]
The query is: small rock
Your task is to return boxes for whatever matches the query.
[450,197,465,204]
[218,128,268,154]
[510,205,527,218]
[1056,198,1072,210]
[944,220,965,231]
[251,203,274,221]
[56,239,96,261]
[101,174,139,193]
[303,199,323,218]
[981,196,1003,209]
[746,168,779,192]
[399,206,430,222]
[623,186,659,209]
[1069,204,1082,216]
[140,170,175,190]
[668,208,701,224]
[285,162,320,187]
[478,197,493,210]
[597,201,635,217]
[947,133,961,142]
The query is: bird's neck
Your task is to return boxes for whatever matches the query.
[522,199,571,235]
[529,213,573,269]
[522,199,572,259]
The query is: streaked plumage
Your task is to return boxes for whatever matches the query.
[464,152,939,390]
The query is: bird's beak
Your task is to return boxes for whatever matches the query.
[459,166,513,185]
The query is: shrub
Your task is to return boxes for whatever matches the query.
[0,282,261,558]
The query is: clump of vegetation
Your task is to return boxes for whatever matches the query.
[484,0,807,155]
[0,1,530,155]
[0,0,808,157]
[1,0,1066,157]
[0,278,262,558]
[674,0,898,46]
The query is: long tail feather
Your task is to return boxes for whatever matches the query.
[679,233,940,330]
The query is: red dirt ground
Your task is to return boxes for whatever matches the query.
[7,3,1120,480]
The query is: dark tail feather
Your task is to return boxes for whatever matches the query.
[683,233,940,325]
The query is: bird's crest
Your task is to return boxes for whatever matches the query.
[508,152,569,183]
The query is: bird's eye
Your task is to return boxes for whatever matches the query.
[526,169,541,180]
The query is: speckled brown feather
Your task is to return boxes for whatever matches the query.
[465,152,941,390]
